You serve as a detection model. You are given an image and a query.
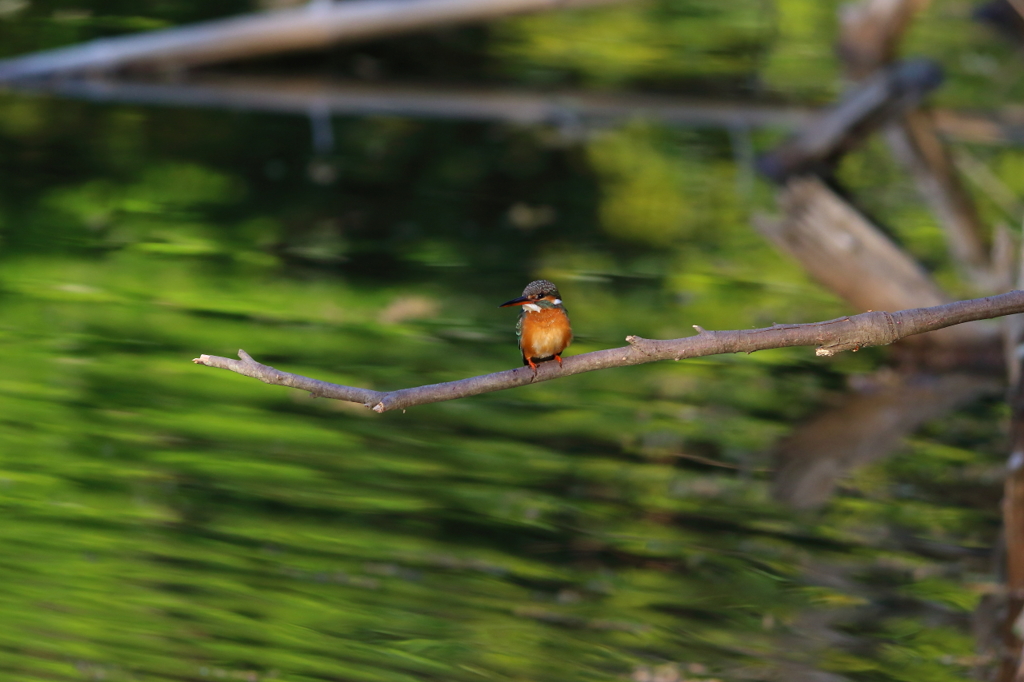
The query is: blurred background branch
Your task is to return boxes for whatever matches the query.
[0,0,628,81]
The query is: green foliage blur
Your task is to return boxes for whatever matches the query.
[0,0,1018,680]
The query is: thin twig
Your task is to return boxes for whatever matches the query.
[194,290,1024,413]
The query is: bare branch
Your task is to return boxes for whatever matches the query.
[195,349,385,405]
[990,234,1024,681]
[835,1,993,288]
[839,0,932,80]
[756,59,942,182]
[4,75,1022,146]
[7,76,817,131]
[194,290,1024,413]
[0,0,625,82]
[754,178,959,320]
[886,110,992,285]
[1010,0,1024,21]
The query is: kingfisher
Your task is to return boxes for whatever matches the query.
[499,279,573,371]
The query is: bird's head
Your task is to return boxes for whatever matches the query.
[499,279,563,310]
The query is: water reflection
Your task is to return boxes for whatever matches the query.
[0,103,1001,680]
[0,1,1019,681]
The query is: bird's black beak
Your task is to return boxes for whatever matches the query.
[499,296,530,308]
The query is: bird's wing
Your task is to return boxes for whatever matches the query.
[516,311,528,364]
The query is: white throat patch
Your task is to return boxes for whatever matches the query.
[523,303,542,313]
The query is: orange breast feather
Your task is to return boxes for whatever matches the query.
[520,308,573,359]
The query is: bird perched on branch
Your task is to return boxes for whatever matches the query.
[499,279,573,371]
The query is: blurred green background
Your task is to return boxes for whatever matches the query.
[0,0,1021,680]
